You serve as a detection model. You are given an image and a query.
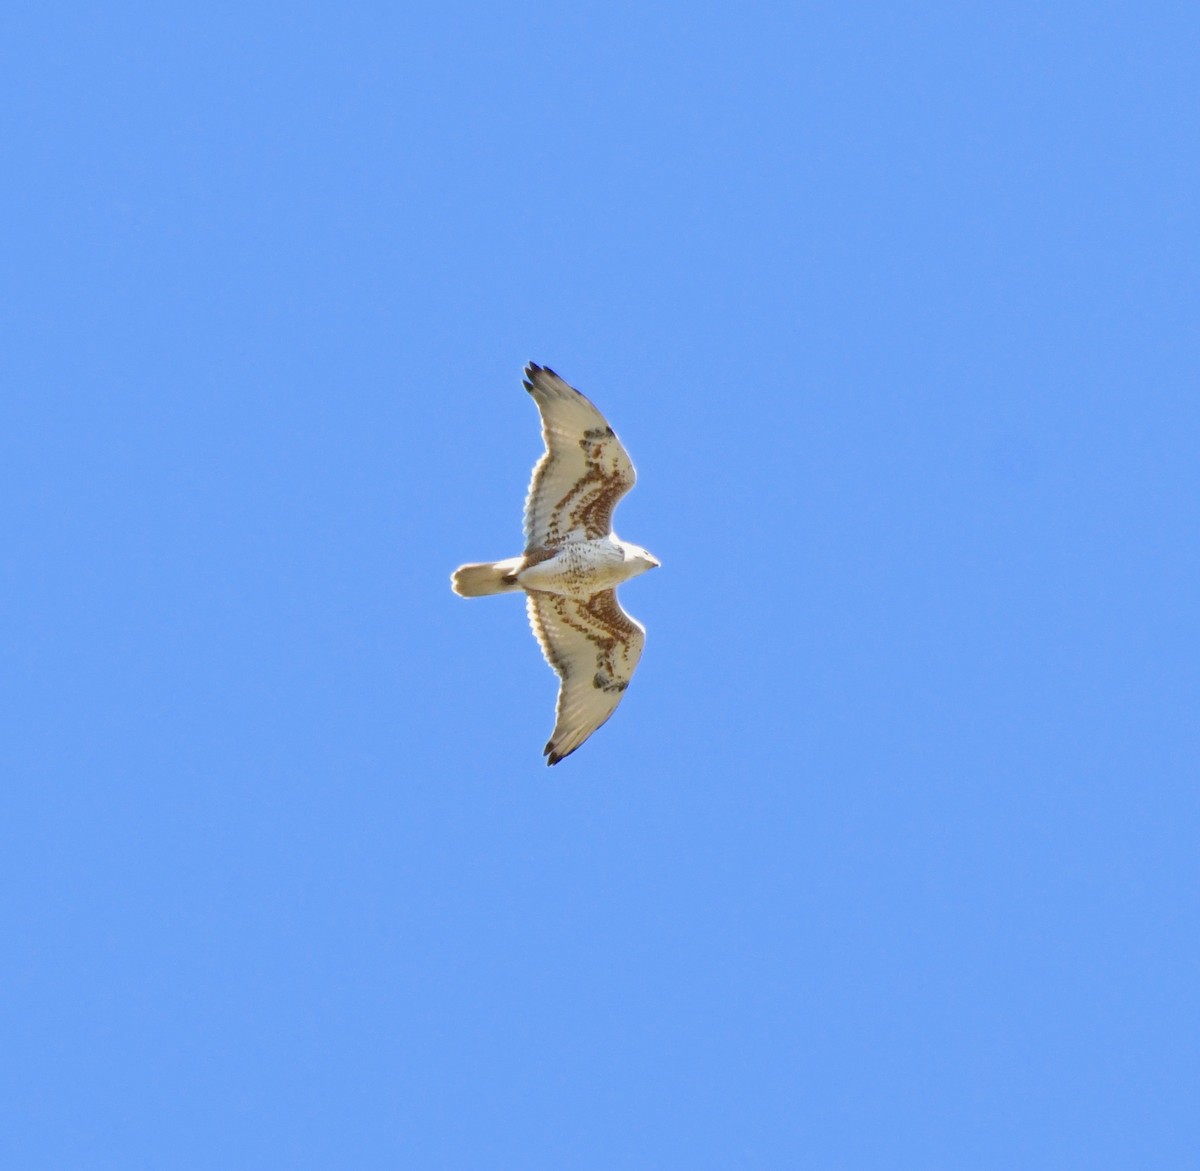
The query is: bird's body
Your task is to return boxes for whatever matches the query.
[451,364,658,766]
[518,536,647,597]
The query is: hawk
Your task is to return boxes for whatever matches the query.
[451,364,659,765]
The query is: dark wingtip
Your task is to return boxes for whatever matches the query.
[524,361,562,384]
[544,740,582,765]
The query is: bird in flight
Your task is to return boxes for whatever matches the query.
[451,363,659,765]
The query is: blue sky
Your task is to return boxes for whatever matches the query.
[3,2,1197,1167]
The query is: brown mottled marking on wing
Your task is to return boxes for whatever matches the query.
[520,545,558,570]
[522,366,637,551]
[525,588,646,765]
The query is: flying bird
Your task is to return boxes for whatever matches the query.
[451,364,659,765]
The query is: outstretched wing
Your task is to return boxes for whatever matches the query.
[522,364,636,551]
[526,589,646,765]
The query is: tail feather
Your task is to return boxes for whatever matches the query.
[451,557,523,597]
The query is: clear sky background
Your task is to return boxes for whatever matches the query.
[3,3,1197,1168]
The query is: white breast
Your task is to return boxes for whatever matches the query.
[517,538,632,598]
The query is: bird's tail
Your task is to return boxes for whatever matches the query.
[450,557,524,597]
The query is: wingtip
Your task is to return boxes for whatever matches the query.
[523,361,561,388]
[544,740,582,766]
[544,736,572,766]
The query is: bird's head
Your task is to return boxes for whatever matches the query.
[624,544,661,573]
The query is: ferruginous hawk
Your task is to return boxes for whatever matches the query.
[451,364,659,765]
